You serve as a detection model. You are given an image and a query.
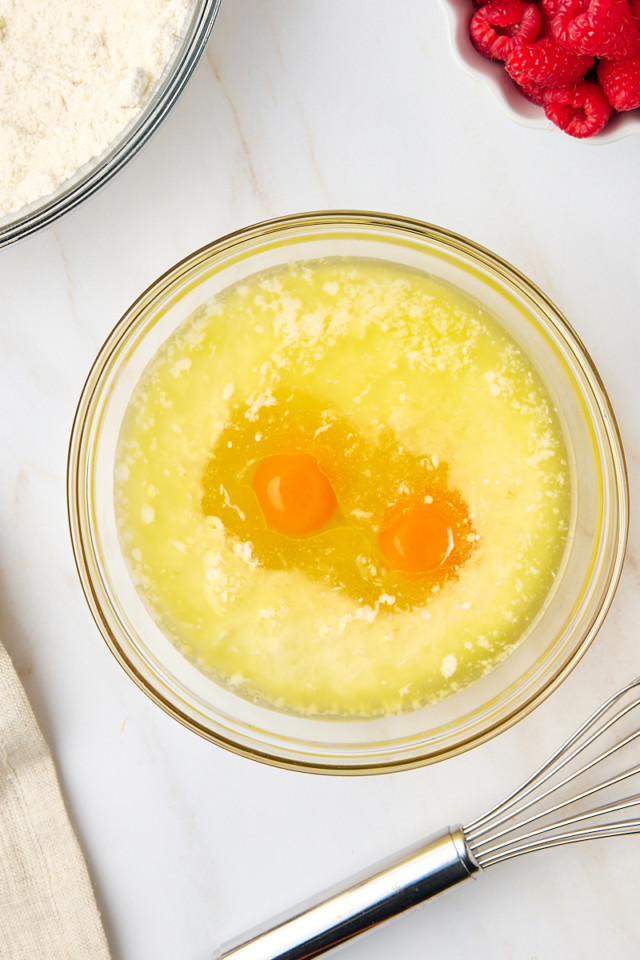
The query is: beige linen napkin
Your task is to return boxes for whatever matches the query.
[0,641,111,960]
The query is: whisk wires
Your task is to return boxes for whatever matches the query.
[465,678,640,868]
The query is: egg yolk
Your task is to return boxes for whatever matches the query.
[378,502,455,574]
[252,453,338,537]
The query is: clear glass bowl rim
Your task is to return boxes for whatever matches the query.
[67,210,630,774]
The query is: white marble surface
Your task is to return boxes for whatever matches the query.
[2,1,640,958]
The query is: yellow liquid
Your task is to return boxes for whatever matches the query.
[114,258,570,718]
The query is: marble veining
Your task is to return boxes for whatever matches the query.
[1,2,640,959]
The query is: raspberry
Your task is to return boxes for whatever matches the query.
[516,78,549,102]
[544,80,614,135]
[551,0,588,47]
[464,0,639,136]
[506,36,593,86]
[470,1,542,60]
[553,0,640,59]
[538,0,562,34]
[598,53,640,108]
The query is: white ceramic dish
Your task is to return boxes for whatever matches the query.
[438,0,640,143]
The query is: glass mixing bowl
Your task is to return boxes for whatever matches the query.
[0,0,221,248]
[67,211,628,773]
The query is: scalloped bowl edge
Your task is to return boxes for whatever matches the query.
[437,0,640,144]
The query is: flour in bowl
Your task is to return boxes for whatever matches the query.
[0,0,192,218]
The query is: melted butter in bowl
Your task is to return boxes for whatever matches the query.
[69,213,627,770]
[114,258,570,719]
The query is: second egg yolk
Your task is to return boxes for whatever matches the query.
[378,502,454,574]
[252,453,338,537]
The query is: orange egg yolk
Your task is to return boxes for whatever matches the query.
[378,502,455,574]
[252,453,338,537]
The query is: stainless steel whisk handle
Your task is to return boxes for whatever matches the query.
[216,827,479,960]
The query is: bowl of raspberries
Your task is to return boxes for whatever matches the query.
[440,0,640,138]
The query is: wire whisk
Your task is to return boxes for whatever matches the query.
[216,678,640,960]
[467,676,640,867]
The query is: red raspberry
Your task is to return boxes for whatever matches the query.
[630,0,640,26]
[516,78,549,102]
[506,36,593,86]
[538,14,555,35]
[551,0,588,46]
[544,81,614,135]
[598,53,640,108]
[470,1,542,60]
[553,0,640,59]
[538,0,562,35]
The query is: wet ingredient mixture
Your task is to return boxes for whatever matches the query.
[114,258,571,718]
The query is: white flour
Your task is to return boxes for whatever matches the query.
[0,0,191,218]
